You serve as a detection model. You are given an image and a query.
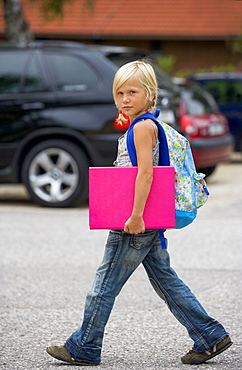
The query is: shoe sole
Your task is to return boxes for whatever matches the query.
[46,347,100,366]
[190,340,233,364]
[54,355,99,366]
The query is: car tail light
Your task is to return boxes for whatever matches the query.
[114,112,130,130]
[180,115,200,138]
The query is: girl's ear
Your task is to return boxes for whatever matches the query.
[148,93,155,104]
[148,92,155,102]
[150,94,155,101]
[147,93,156,111]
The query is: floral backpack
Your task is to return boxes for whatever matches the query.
[126,111,209,229]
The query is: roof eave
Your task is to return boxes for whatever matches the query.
[0,31,239,41]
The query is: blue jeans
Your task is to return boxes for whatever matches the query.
[65,229,228,363]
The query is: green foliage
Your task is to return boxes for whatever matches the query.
[156,55,177,75]
[156,53,236,77]
[232,35,242,53]
[41,0,75,19]
[174,64,236,77]
[29,0,96,20]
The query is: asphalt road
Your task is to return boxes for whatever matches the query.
[0,156,242,369]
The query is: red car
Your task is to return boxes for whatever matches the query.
[173,78,233,176]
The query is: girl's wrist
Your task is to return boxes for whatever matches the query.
[131,212,143,219]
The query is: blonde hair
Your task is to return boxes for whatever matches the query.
[113,61,158,123]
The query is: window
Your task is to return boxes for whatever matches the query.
[182,86,218,115]
[0,52,28,94]
[45,53,99,92]
[22,54,48,93]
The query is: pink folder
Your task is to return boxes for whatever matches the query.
[89,166,175,230]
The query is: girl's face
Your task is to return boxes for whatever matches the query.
[116,77,152,122]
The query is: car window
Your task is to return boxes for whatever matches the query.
[203,80,242,104]
[0,51,29,94]
[22,54,49,93]
[182,86,218,115]
[45,53,99,92]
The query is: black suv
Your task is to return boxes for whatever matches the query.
[0,40,180,207]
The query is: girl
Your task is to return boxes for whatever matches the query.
[46,61,232,366]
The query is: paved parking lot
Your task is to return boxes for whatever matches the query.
[0,157,242,369]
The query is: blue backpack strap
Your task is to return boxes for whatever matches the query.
[158,229,167,249]
[126,111,170,249]
[126,110,170,167]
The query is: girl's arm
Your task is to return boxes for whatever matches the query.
[124,119,157,234]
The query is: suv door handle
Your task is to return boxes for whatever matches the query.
[21,102,45,110]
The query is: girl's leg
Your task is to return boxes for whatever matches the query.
[65,229,158,364]
[142,233,229,352]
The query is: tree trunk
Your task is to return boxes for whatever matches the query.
[3,0,34,45]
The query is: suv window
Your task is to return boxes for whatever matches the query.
[22,54,49,93]
[0,51,48,94]
[45,53,99,92]
[0,51,29,94]
[203,80,242,105]
[182,86,218,115]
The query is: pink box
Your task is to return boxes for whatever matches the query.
[89,166,175,230]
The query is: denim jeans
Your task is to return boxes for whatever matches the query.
[65,229,228,363]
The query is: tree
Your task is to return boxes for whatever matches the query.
[2,0,95,46]
[3,0,33,45]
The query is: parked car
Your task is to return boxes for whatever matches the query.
[0,40,181,207]
[173,78,233,176]
[189,72,242,152]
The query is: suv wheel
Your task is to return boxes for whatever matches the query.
[22,140,89,207]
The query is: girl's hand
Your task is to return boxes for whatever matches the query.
[124,215,145,234]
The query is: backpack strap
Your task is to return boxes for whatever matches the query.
[126,110,170,167]
[126,110,170,249]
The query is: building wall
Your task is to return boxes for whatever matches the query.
[161,40,241,71]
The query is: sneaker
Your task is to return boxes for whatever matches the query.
[46,345,100,366]
[181,335,233,364]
